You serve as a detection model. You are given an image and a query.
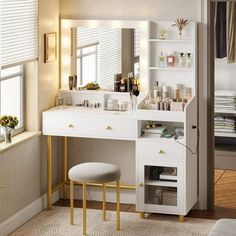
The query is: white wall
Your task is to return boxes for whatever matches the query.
[0,0,60,226]
[60,0,209,209]
[215,58,236,91]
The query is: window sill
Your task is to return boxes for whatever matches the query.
[0,131,41,153]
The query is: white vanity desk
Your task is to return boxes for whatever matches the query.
[43,95,197,222]
[43,19,198,221]
[43,106,137,141]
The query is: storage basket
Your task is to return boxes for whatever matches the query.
[162,190,177,206]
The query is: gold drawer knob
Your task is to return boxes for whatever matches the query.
[68,124,74,128]
[138,183,144,187]
[106,125,112,130]
[158,150,165,154]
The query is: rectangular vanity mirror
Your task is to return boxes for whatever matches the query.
[60,20,149,93]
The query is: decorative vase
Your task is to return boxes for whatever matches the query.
[3,127,13,144]
[177,29,182,39]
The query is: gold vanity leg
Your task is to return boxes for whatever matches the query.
[140,212,145,219]
[47,136,52,210]
[70,180,74,224]
[116,180,120,231]
[102,184,106,221]
[179,215,184,223]
[83,183,87,236]
[63,137,68,198]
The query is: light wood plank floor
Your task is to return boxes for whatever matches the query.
[55,169,236,219]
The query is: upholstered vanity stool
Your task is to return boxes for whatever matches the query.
[68,162,121,235]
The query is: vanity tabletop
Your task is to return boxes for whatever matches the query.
[43,106,137,119]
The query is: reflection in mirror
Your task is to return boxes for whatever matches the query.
[76,27,140,90]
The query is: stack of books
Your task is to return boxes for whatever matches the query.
[142,126,167,138]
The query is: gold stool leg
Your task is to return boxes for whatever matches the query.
[103,184,106,221]
[83,183,87,235]
[116,180,120,231]
[70,180,74,225]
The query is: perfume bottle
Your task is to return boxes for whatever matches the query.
[153,81,162,99]
[162,85,168,99]
[178,53,185,68]
[159,52,166,68]
[167,54,175,67]
[186,53,192,68]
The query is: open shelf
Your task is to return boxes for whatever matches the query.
[215,109,236,115]
[149,39,192,43]
[215,132,236,138]
[149,66,192,71]
[145,179,177,187]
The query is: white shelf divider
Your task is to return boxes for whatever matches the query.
[145,178,177,187]
[149,67,192,71]
[149,39,192,43]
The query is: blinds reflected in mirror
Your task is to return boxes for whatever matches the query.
[77,27,121,89]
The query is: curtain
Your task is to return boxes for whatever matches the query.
[227,2,236,64]
[215,2,227,59]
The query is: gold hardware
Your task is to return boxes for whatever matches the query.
[106,125,112,130]
[140,212,145,219]
[179,215,184,223]
[139,183,144,187]
[68,124,74,128]
[158,150,165,154]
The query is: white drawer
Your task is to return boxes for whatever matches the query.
[136,139,184,161]
[43,114,136,140]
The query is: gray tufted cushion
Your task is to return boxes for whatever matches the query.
[68,162,121,183]
[208,219,236,236]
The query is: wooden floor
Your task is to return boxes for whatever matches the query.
[55,169,236,220]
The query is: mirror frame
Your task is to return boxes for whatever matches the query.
[60,19,149,93]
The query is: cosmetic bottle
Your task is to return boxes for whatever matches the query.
[159,52,166,68]
[153,81,162,99]
[167,54,175,67]
[162,85,168,99]
[178,53,185,68]
[119,78,127,92]
[186,53,192,68]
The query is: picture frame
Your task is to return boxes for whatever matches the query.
[44,32,57,63]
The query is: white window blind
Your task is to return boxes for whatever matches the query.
[0,0,38,68]
[77,28,121,89]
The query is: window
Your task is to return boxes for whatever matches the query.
[77,44,98,86]
[0,0,38,140]
[0,65,24,138]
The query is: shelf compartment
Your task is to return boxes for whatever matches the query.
[215,109,236,115]
[145,179,177,187]
[149,67,192,71]
[145,185,177,206]
[215,132,236,138]
[149,39,192,43]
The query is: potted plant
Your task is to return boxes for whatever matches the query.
[171,18,189,39]
[0,115,19,143]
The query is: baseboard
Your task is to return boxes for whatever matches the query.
[0,191,60,236]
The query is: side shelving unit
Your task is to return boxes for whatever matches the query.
[136,21,198,218]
